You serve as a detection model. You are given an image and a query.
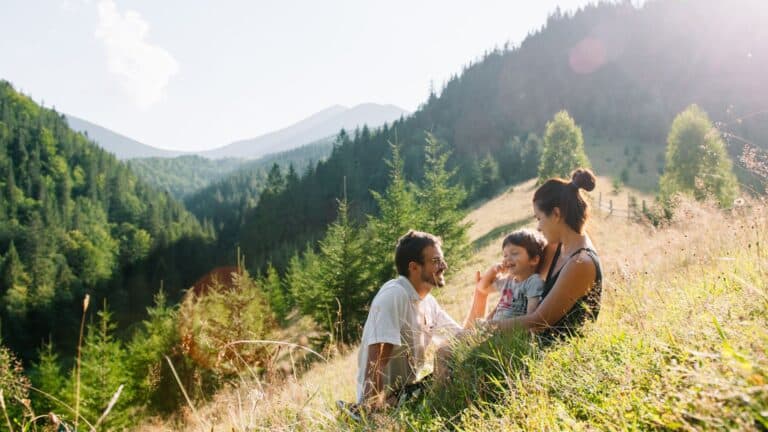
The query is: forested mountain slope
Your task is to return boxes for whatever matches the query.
[0,81,214,360]
[236,0,768,271]
[184,136,335,249]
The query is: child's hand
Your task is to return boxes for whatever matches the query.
[490,262,505,275]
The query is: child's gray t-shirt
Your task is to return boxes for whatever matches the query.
[490,273,544,321]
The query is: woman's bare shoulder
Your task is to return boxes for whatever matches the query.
[560,251,597,284]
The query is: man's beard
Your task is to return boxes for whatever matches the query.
[421,268,445,287]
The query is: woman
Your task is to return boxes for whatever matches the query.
[471,168,603,340]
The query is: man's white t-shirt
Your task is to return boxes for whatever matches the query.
[355,276,461,402]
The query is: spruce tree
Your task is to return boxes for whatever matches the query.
[264,163,285,196]
[659,105,738,207]
[286,245,317,308]
[126,290,180,411]
[538,111,591,183]
[521,133,543,179]
[366,143,419,283]
[2,241,31,317]
[31,340,66,415]
[477,153,503,199]
[5,158,17,218]
[263,263,289,324]
[418,133,472,267]
[77,303,133,430]
[298,197,371,344]
[186,269,271,374]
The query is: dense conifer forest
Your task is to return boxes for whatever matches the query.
[0,81,215,360]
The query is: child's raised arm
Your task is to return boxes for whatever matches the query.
[463,264,503,328]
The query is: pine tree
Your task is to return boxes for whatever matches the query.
[286,245,317,308]
[126,290,183,412]
[6,157,17,218]
[31,340,66,415]
[2,241,31,317]
[298,197,371,344]
[659,105,738,207]
[538,111,591,183]
[263,263,289,324]
[521,133,543,179]
[286,163,299,188]
[418,133,472,267]
[184,269,272,375]
[366,142,420,283]
[77,303,133,430]
[264,163,285,196]
[477,153,503,199]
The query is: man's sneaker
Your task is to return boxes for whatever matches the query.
[395,373,433,407]
[336,400,362,422]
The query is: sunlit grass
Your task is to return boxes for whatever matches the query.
[136,178,767,431]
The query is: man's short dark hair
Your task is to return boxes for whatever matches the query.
[395,230,442,277]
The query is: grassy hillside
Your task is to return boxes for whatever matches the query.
[138,177,766,431]
[583,133,664,193]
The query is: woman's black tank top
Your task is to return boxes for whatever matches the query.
[539,243,603,341]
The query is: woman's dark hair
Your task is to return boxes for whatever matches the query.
[502,229,548,271]
[395,230,442,276]
[533,168,596,234]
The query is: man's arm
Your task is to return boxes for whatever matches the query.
[362,342,394,409]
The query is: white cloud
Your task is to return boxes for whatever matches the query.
[95,0,178,109]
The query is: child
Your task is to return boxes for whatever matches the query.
[434,229,546,382]
[460,228,547,330]
[482,229,547,321]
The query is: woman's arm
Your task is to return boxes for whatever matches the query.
[463,265,501,328]
[493,254,596,333]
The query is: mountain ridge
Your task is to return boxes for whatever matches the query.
[65,103,408,160]
[201,103,408,159]
[64,114,185,159]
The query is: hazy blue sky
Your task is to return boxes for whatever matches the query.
[1,0,598,151]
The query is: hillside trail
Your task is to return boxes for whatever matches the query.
[140,176,746,431]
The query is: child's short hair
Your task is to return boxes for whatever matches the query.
[502,229,548,270]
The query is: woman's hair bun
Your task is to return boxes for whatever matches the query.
[571,168,596,192]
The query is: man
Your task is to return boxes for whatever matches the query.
[346,230,461,414]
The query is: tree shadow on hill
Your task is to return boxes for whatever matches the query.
[472,217,533,251]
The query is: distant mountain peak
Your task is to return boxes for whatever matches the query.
[64,114,184,160]
[201,103,409,159]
